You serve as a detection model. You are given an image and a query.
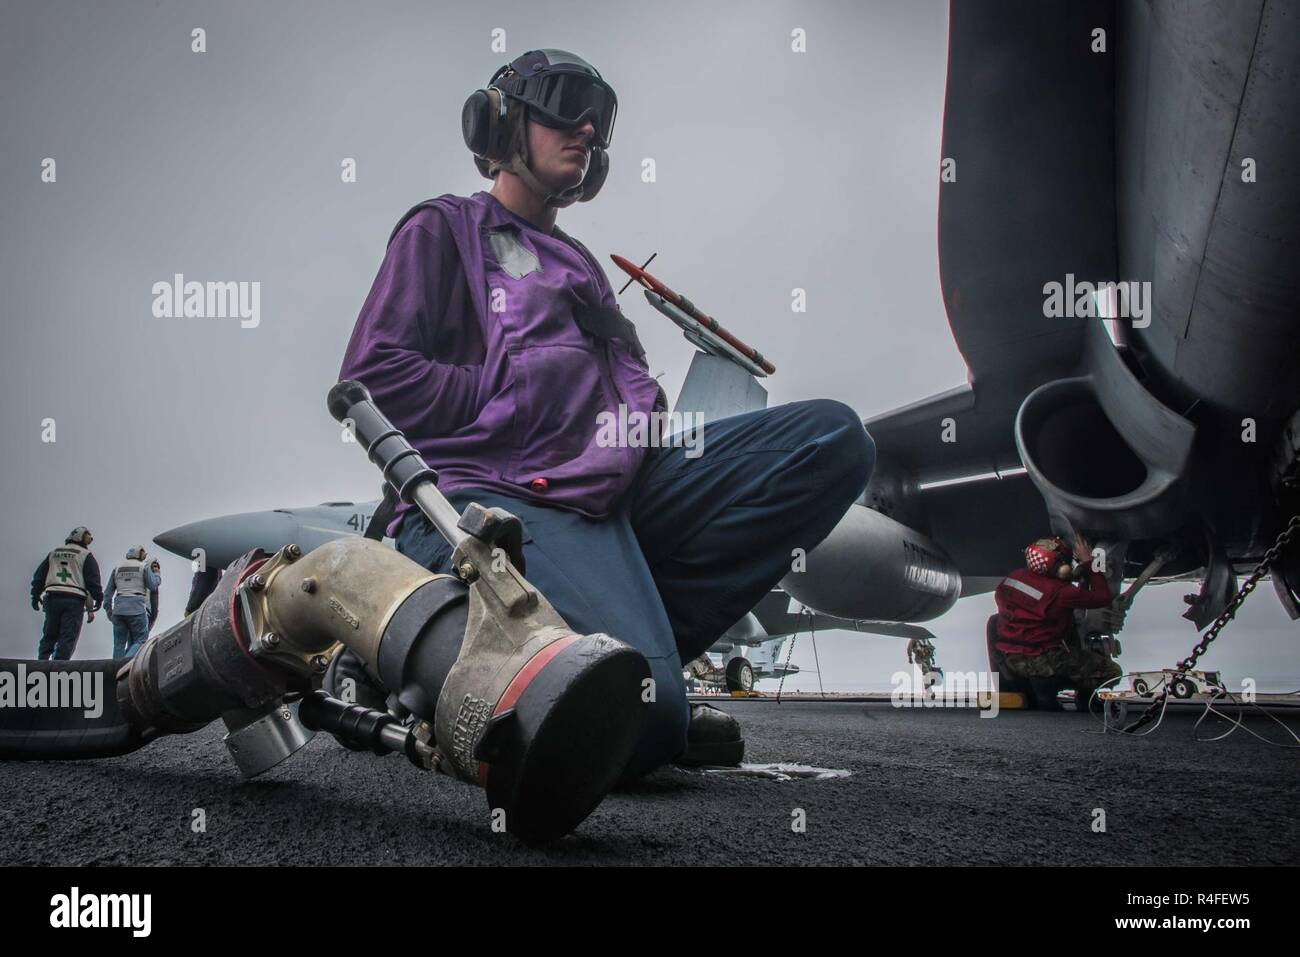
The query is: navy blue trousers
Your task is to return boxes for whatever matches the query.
[111,612,149,658]
[38,594,86,660]
[396,399,874,777]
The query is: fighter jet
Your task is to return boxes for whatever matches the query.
[154,494,944,691]
[157,1,1299,684]
[777,0,1300,642]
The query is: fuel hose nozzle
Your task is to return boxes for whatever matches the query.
[2,384,650,844]
[321,380,651,840]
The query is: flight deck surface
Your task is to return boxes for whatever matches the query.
[2,701,1294,866]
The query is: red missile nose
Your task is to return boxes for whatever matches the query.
[610,253,668,296]
[610,254,638,276]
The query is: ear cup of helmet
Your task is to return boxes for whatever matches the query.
[461,89,492,155]
[462,87,512,170]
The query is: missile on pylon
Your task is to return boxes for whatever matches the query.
[610,254,776,377]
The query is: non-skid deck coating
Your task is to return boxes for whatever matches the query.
[1,701,1295,866]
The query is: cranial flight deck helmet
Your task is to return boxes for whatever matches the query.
[1025,537,1075,580]
[66,527,92,546]
[462,48,617,208]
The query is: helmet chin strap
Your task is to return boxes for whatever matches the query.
[489,100,586,209]
[499,153,584,208]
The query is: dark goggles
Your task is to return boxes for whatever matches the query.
[495,69,617,148]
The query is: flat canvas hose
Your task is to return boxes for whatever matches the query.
[0,657,144,759]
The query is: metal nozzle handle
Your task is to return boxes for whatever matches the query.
[328,379,467,549]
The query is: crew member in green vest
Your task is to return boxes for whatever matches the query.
[30,527,104,660]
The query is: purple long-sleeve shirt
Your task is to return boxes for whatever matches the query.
[340,191,663,534]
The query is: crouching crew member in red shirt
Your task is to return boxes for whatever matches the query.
[993,536,1121,710]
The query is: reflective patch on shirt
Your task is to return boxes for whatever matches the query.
[1003,577,1044,601]
[486,228,541,279]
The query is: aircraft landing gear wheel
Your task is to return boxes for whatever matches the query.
[1170,677,1194,699]
[1132,678,1149,695]
[725,657,754,693]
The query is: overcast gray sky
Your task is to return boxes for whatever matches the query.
[2,0,1295,691]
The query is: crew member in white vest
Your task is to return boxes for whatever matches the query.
[30,526,104,660]
[104,546,161,658]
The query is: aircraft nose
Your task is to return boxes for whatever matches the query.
[153,511,296,569]
[151,526,189,557]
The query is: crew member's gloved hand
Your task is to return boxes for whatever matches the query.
[31,597,41,611]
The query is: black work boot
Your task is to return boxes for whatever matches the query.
[321,648,393,751]
[675,704,744,767]
[1028,678,1064,712]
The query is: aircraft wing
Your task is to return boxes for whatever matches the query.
[750,589,938,643]
[861,385,1050,592]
